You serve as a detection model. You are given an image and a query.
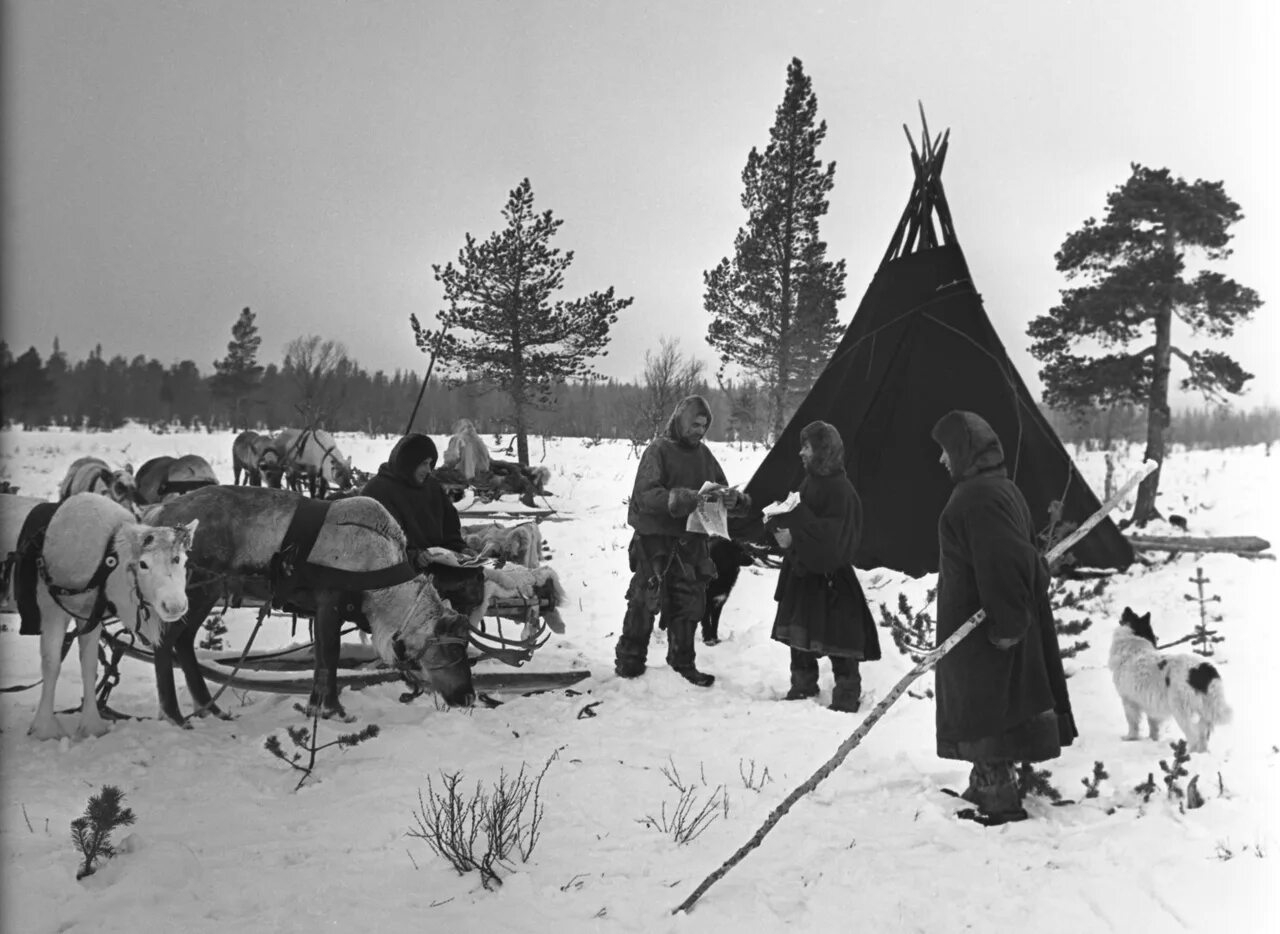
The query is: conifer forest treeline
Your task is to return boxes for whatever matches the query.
[1,338,1275,449]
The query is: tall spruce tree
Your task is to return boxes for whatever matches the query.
[211,307,265,428]
[1028,164,1262,525]
[418,178,633,466]
[704,57,846,437]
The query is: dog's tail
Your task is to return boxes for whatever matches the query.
[1193,663,1233,725]
[1205,679,1233,725]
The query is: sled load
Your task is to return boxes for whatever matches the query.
[435,420,554,513]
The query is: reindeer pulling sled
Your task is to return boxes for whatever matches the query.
[2,485,586,734]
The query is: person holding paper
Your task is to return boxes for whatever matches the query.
[362,432,484,617]
[614,395,750,686]
[765,421,880,711]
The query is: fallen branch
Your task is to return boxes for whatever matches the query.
[671,461,1158,915]
[1126,534,1271,556]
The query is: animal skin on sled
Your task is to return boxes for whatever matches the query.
[57,456,140,514]
[442,419,491,480]
[464,521,544,568]
[478,564,568,636]
[135,454,219,506]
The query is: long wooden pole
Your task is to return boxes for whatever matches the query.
[672,461,1158,915]
[405,326,448,437]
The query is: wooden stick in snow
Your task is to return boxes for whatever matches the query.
[671,460,1159,916]
[1127,534,1272,555]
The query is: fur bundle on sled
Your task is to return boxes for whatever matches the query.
[479,564,567,634]
[464,521,543,568]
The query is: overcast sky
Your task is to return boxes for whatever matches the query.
[3,0,1277,407]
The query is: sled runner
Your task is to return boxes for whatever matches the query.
[96,622,589,699]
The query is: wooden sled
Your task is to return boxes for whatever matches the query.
[98,618,589,699]
[458,499,559,521]
[98,626,589,697]
[6,577,586,709]
[440,472,563,521]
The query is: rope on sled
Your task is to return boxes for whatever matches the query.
[671,461,1159,916]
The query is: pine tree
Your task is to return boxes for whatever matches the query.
[421,178,633,466]
[70,785,136,880]
[1027,165,1262,525]
[211,307,265,429]
[704,57,847,437]
[2,346,55,427]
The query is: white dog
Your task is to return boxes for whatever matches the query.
[1109,607,1232,753]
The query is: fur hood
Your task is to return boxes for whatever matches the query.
[800,420,845,477]
[930,410,1005,482]
[664,395,713,447]
[383,433,439,484]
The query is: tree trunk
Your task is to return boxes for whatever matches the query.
[513,395,529,467]
[511,373,531,468]
[1133,272,1174,526]
[770,334,790,442]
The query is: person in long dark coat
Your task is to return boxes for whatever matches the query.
[615,395,749,687]
[930,410,1078,824]
[361,432,482,615]
[765,421,881,712]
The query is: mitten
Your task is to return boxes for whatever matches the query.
[725,489,751,515]
[667,488,700,517]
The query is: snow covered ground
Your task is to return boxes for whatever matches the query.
[1,426,1276,933]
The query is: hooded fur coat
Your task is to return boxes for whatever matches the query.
[360,434,466,554]
[628,395,731,541]
[931,410,1077,761]
[766,422,881,660]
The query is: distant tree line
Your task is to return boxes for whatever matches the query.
[0,328,764,445]
[2,334,1274,450]
[1042,404,1280,450]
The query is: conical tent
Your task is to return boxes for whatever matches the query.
[739,117,1133,575]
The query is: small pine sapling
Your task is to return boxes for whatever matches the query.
[71,785,136,880]
[198,612,229,651]
[264,703,380,791]
[1133,772,1158,804]
[1049,577,1107,662]
[1080,761,1109,799]
[1016,762,1065,804]
[1184,565,1225,657]
[1160,739,1195,809]
[878,589,937,662]
[1039,499,1080,571]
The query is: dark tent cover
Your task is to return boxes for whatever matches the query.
[738,120,1133,576]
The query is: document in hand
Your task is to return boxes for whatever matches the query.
[686,481,731,539]
[761,491,801,520]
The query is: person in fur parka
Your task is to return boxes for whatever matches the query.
[615,395,749,686]
[765,421,880,712]
[361,432,483,615]
[930,410,1078,824]
[361,433,466,553]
